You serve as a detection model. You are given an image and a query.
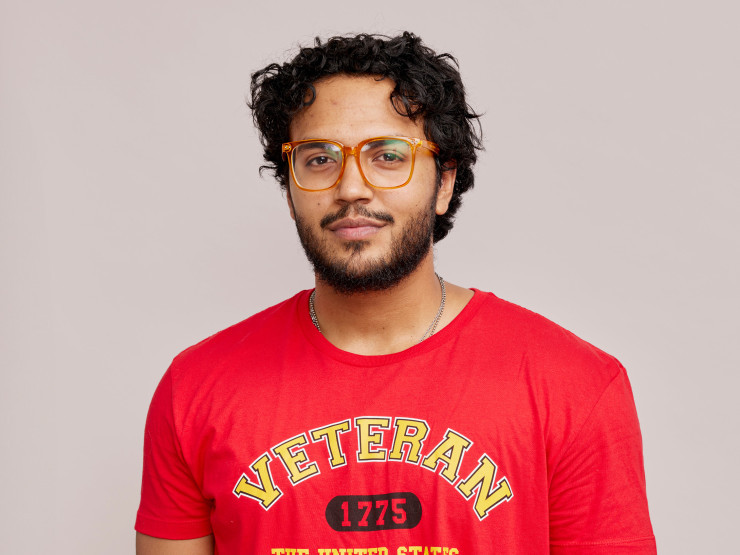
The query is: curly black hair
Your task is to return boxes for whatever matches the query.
[249,32,482,243]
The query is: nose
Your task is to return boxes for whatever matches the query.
[334,150,374,204]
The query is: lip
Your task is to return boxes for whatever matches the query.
[326,217,387,240]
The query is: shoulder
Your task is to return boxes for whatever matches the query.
[467,291,637,469]
[167,290,309,383]
[468,290,625,389]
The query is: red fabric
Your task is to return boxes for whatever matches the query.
[136,290,655,554]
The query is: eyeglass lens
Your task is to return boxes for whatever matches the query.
[291,139,413,190]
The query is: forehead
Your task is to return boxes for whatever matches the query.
[289,74,424,142]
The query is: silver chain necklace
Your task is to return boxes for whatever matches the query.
[308,274,446,344]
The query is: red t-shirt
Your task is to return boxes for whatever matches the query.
[136,290,656,554]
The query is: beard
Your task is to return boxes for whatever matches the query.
[293,195,437,295]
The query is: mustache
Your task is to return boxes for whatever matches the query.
[319,204,395,229]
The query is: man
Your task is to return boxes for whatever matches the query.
[136,33,655,554]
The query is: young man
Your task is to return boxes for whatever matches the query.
[136,33,656,554]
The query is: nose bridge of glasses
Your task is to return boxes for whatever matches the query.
[338,144,371,187]
[342,144,360,160]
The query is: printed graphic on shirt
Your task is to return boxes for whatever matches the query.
[270,548,460,554]
[270,547,460,554]
[233,452,283,510]
[233,416,513,521]
[325,492,422,531]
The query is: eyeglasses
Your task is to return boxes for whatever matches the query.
[281,136,440,192]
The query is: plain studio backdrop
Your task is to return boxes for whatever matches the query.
[1,1,738,553]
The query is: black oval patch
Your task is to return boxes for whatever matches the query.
[325,492,422,532]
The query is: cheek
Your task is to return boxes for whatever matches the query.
[386,193,435,222]
[289,192,331,221]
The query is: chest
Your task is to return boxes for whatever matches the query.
[177,355,551,552]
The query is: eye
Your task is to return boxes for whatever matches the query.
[306,155,336,167]
[363,139,411,168]
[294,142,342,170]
[377,151,404,163]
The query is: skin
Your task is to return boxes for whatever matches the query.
[288,74,474,355]
[137,74,475,553]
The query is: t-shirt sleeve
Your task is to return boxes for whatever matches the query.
[548,366,656,554]
[135,369,213,539]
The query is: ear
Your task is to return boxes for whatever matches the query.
[435,162,457,215]
[286,187,296,221]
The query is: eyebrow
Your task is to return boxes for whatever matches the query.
[292,134,413,142]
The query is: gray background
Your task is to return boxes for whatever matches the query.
[2,0,738,553]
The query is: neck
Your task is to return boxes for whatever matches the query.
[311,254,446,355]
